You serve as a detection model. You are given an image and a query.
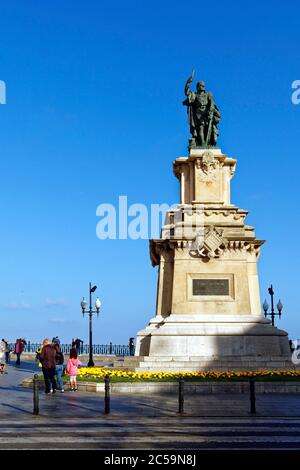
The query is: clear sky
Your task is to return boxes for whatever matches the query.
[0,0,299,344]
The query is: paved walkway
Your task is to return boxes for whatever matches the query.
[2,362,300,449]
[2,362,300,418]
[2,417,300,450]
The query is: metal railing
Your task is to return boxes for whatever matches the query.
[10,342,131,356]
[31,375,258,416]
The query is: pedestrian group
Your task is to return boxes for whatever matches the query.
[37,338,82,394]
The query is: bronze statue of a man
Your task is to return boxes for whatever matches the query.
[183,71,221,147]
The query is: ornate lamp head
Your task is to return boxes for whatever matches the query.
[277,299,283,317]
[263,299,269,315]
[81,297,87,317]
[95,297,101,317]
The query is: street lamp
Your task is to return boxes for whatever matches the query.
[80,282,101,367]
[262,284,283,326]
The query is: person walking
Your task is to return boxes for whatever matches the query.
[5,340,10,363]
[2,339,10,363]
[35,346,43,369]
[40,339,57,395]
[0,339,6,374]
[66,348,81,392]
[14,339,24,366]
[129,337,135,356]
[54,343,65,393]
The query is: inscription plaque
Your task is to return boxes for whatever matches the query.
[192,279,229,296]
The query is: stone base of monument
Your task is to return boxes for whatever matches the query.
[130,314,293,372]
[133,144,293,373]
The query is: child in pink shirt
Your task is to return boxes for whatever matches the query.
[66,348,82,391]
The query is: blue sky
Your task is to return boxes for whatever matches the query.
[0,0,299,344]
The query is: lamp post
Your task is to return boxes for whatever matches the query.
[262,284,283,327]
[80,282,101,367]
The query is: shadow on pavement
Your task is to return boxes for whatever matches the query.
[2,403,32,415]
[10,362,39,373]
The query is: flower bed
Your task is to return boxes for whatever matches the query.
[77,368,300,382]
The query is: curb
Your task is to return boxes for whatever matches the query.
[22,378,300,394]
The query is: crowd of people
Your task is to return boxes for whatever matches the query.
[0,336,135,385]
[0,338,27,373]
[36,338,82,393]
[0,337,83,391]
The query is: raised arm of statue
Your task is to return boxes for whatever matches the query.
[184,69,195,97]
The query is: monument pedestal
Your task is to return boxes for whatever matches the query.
[135,148,292,371]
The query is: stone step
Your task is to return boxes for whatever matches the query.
[115,357,145,363]
[134,364,294,373]
[139,361,291,369]
[142,356,292,363]
[114,363,295,372]
[111,355,296,372]
[124,360,143,364]
[134,359,294,366]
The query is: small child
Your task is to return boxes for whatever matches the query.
[66,348,81,391]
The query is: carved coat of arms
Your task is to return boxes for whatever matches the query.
[194,226,225,259]
[196,151,218,183]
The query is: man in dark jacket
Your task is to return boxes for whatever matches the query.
[40,339,57,394]
[129,337,135,356]
[74,338,83,356]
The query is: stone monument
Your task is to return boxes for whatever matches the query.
[133,72,291,372]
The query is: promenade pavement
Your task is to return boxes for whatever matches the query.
[1,361,300,449]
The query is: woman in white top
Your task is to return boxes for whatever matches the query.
[0,340,6,373]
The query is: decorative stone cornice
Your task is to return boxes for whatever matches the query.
[149,239,175,267]
[150,235,265,265]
